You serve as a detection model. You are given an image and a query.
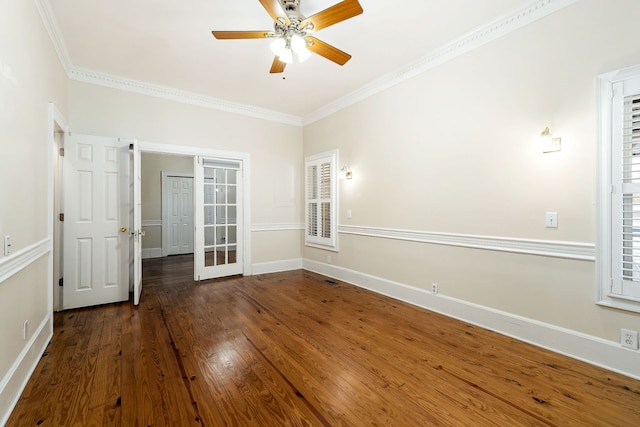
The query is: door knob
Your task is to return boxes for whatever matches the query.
[120,227,127,233]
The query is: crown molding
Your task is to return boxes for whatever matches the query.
[35,0,578,127]
[33,0,72,74]
[68,68,304,126]
[302,0,579,125]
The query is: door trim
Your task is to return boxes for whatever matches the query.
[139,140,252,276]
[47,102,68,314]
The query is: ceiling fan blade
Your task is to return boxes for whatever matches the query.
[301,0,363,32]
[305,36,351,65]
[270,56,287,74]
[212,30,272,39]
[259,0,287,23]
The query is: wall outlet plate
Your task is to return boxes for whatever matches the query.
[621,329,639,350]
[431,283,438,295]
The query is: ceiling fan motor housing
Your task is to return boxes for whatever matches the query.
[281,0,304,19]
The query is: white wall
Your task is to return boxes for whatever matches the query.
[0,0,68,422]
[68,81,304,266]
[303,0,640,376]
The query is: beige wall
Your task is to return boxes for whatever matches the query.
[68,82,304,264]
[0,0,68,417]
[304,0,640,344]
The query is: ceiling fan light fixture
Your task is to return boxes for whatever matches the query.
[290,34,307,53]
[296,47,311,62]
[270,38,287,57]
[279,48,294,64]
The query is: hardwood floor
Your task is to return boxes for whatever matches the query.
[7,255,640,426]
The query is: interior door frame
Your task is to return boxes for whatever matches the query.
[139,140,252,276]
[161,171,194,257]
[48,102,69,316]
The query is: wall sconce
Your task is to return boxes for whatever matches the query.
[540,127,561,153]
[340,166,353,180]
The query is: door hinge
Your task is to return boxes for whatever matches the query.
[59,147,64,157]
[58,277,63,287]
[59,213,64,221]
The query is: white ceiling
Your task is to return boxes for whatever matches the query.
[47,0,537,118]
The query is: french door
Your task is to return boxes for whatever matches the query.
[194,157,243,280]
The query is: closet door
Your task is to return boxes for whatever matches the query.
[166,176,194,255]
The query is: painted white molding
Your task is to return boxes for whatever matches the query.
[302,0,579,125]
[0,239,51,284]
[142,220,162,227]
[0,314,53,426]
[34,0,72,74]
[303,259,640,380]
[69,67,303,127]
[339,225,595,261]
[252,258,303,275]
[251,223,304,232]
[142,248,163,259]
[36,0,578,127]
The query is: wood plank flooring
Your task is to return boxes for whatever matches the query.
[7,254,640,426]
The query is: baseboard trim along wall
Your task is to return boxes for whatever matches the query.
[252,258,303,275]
[142,248,163,259]
[0,315,52,427]
[303,259,640,381]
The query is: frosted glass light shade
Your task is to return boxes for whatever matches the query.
[270,38,286,57]
[291,34,307,53]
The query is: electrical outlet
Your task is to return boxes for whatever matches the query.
[326,255,332,264]
[23,320,28,340]
[621,328,639,350]
[431,283,438,295]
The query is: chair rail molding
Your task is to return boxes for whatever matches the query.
[0,239,51,284]
[339,225,595,261]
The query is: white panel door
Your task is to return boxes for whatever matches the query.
[167,176,194,255]
[63,134,130,309]
[132,143,143,305]
[194,157,243,280]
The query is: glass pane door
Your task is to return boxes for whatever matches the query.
[195,157,242,280]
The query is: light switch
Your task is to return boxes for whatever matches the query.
[3,235,11,256]
[545,212,558,228]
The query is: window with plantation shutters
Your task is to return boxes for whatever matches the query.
[598,66,640,313]
[305,150,337,250]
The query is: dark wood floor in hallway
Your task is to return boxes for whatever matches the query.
[6,254,640,426]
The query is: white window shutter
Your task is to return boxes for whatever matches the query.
[305,150,337,250]
[616,93,640,300]
[600,67,640,312]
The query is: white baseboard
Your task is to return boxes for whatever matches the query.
[252,258,303,275]
[142,248,163,259]
[303,259,640,380]
[0,314,52,426]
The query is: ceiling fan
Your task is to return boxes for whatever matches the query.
[211,0,363,74]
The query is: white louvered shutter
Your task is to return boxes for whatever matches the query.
[616,93,640,300]
[305,151,337,249]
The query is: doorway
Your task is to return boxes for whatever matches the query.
[54,138,252,310]
[161,172,194,256]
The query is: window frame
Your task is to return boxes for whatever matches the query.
[304,149,338,251]
[596,64,640,313]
